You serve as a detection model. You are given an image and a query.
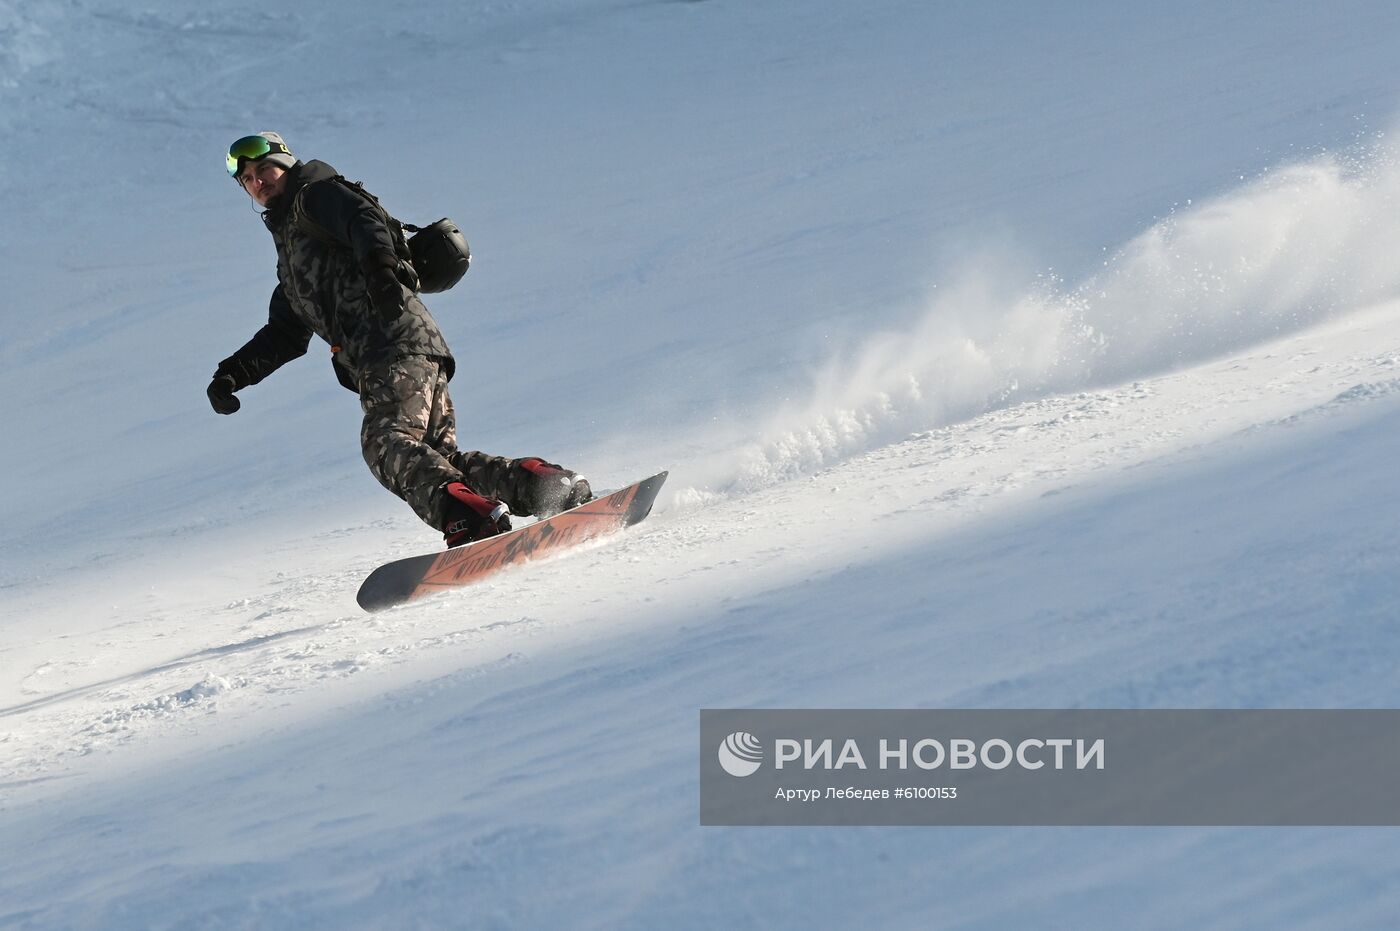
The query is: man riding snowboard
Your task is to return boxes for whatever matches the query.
[208,131,591,546]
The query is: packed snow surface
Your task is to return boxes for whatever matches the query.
[4,0,1400,927]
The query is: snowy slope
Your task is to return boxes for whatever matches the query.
[5,0,1400,927]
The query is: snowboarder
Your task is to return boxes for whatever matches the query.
[208,132,592,546]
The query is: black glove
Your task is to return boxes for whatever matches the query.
[207,373,241,415]
[362,252,407,323]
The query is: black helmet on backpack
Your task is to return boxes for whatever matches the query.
[405,219,472,293]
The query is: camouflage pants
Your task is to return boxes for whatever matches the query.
[359,357,525,530]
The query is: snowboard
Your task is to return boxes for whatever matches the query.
[357,471,668,612]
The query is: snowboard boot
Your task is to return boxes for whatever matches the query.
[441,481,511,548]
[516,458,593,518]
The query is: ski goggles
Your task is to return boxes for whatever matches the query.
[226,135,291,178]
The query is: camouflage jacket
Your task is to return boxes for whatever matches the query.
[217,159,454,393]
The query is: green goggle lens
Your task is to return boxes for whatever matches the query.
[226,135,289,178]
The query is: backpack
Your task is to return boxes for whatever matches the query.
[292,175,472,293]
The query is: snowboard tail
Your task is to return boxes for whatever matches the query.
[357,471,668,612]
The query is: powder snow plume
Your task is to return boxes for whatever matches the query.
[673,140,1400,502]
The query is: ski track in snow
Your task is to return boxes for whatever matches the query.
[6,301,1400,803]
